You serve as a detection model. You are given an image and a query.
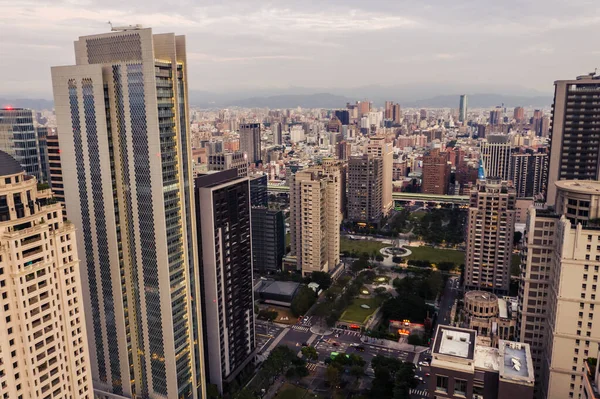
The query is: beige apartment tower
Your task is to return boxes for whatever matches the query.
[464,178,516,295]
[0,152,94,398]
[51,28,204,398]
[367,137,393,216]
[289,165,342,276]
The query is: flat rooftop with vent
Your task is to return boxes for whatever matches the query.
[429,325,534,399]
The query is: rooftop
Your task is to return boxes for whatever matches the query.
[498,341,534,385]
[256,280,301,297]
[555,180,600,195]
[464,290,498,304]
[0,150,24,176]
[433,325,476,360]
[474,346,500,372]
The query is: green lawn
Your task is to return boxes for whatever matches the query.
[341,236,387,255]
[406,246,465,266]
[340,297,383,324]
[275,383,314,399]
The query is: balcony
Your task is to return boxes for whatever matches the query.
[585,358,600,399]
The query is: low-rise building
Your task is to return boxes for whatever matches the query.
[461,291,517,346]
[429,325,534,399]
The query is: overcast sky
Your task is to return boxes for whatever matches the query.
[1,0,599,98]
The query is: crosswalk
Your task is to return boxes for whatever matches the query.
[306,363,318,372]
[291,325,311,332]
[409,388,428,397]
[332,328,361,337]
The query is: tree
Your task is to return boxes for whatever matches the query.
[290,286,317,317]
[233,388,256,399]
[309,271,332,290]
[301,346,319,362]
[407,334,423,350]
[206,384,221,399]
[350,364,364,381]
[351,258,370,273]
[325,365,341,389]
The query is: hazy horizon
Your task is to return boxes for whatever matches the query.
[2,0,598,98]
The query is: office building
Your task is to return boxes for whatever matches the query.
[393,103,402,125]
[208,151,248,177]
[0,107,42,180]
[51,28,204,398]
[327,116,342,133]
[249,173,268,207]
[536,181,600,399]
[459,94,468,123]
[510,149,548,198]
[239,123,261,164]
[334,110,350,126]
[347,154,383,226]
[481,135,513,181]
[422,148,450,195]
[290,165,342,276]
[428,325,534,399]
[490,108,503,126]
[46,132,66,217]
[272,122,282,145]
[514,107,525,122]
[251,207,285,274]
[36,126,50,182]
[195,170,255,394]
[546,73,600,205]
[357,100,371,117]
[461,291,517,346]
[367,137,393,216]
[0,151,94,398]
[464,179,516,295]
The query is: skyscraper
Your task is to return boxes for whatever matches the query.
[384,100,394,120]
[514,106,525,122]
[36,126,50,182]
[239,122,261,164]
[422,148,450,195]
[347,154,383,226]
[464,178,516,295]
[0,107,42,180]
[334,110,350,126]
[272,122,283,145]
[0,152,94,398]
[459,94,468,123]
[51,28,203,398]
[480,134,512,181]
[490,108,503,126]
[546,73,600,205]
[290,165,341,276]
[46,131,66,216]
[195,170,255,394]
[393,103,402,125]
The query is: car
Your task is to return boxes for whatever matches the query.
[425,373,430,377]
[356,346,365,352]
[414,376,424,382]
[332,342,339,347]
[419,361,430,367]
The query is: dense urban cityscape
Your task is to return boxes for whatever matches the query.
[0,6,599,399]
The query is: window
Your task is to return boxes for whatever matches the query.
[436,375,448,393]
[455,379,467,396]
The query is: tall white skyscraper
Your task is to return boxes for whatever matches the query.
[0,152,94,399]
[459,94,468,123]
[51,28,204,398]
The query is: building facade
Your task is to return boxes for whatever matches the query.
[46,132,65,208]
[464,179,516,295]
[459,94,468,123]
[251,207,285,274]
[481,135,512,181]
[51,28,204,398]
[239,123,261,164]
[207,151,248,177]
[367,137,393,216]
[347,154,383,226]
[422,148,450,195]
[289,165,341,276]
[195,170,255,394]
[0,151,94,398]
[547,73,600,205]
[36,126,50,182]
[0,107,42,180]
[510,149,548,199]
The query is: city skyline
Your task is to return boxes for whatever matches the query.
[2,0,599,98]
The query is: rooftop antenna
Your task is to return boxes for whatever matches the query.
[108,21,113,30]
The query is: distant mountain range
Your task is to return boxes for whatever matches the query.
[0,85,552,111]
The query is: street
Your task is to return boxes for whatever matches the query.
[436,276,459,326]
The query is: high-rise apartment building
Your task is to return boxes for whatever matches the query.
[532,181,600,399]
[46,132,66,216]
[464,178,516,295]
[208,151,248,177]
[251,207,285,274]
[459,94,468,123]
[367,137,393,216]
[546,73,600,205]
[239,123,261,164]
[51,28,203,398]
[422,148,450,195]
[347,154,383,226]
[0,151,94,398]
[393,103,402,125]
[290,165,341,276]
[510,149,548,198]
[357,100,371,117]
[195,170,255,394]
[36,126,50,182]
[481,134,513,181]
[490,108,503,126]
[384,101,393,120]
[0,107,42,180]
